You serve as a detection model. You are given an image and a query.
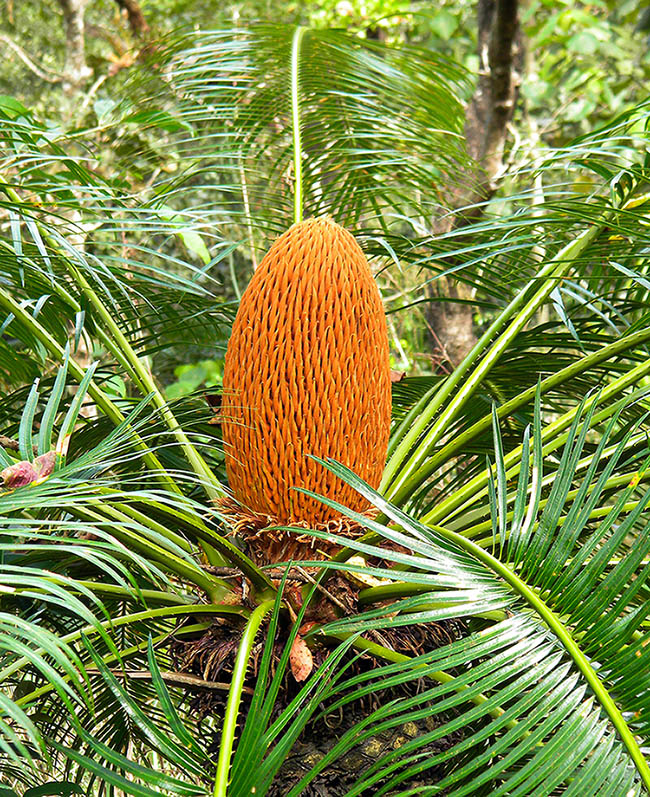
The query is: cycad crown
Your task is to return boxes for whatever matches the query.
[222,216,391,524]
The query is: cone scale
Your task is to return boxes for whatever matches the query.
[222,217,391,534]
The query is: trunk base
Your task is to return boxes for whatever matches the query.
[216,496,371,565]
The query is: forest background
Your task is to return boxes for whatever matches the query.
[5,0,650,386]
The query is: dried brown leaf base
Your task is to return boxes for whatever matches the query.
[168,598,464,713]
[168,609,464,795]
[215,496,371,566]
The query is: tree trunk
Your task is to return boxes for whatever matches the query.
[57,0,92,93]
[113,0,149,35]
[428,0,522,366]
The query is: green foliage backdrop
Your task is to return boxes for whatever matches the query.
[0,2,650,795]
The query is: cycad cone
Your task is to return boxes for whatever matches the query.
[221,217,391,529]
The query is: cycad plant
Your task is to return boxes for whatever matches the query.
[1,22,650,797]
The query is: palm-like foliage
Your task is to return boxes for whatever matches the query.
[1,21,650,797]
[295,408,650,794]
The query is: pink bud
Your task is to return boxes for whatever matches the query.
[1,460,38,488]
[34,451,56,479]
